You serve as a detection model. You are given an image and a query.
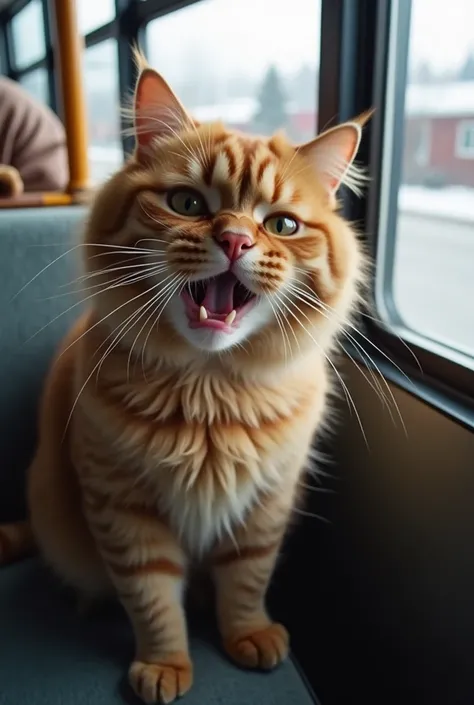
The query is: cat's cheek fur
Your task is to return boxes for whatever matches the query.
[165,294,275,353]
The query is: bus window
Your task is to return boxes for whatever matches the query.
[146,0,321,145]
[11,0,45,71]
[82,39,122,184]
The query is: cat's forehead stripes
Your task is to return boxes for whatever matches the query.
[183,131,301,211]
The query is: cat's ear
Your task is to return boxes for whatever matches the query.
[298,110,373,197]
[133,61,192,159]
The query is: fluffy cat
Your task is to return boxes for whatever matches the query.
[0,54,369,704]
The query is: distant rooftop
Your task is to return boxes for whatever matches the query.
[192,98,302,124]
[406,82,474,117]
[192,98,257,124]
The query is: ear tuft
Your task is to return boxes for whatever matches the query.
[130,44,149,75]
[298,113,372,197]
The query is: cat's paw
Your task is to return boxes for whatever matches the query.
[129,654,193,704]
[0,165,24,197]
[224,622,289,670]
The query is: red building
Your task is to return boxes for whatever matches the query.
[403,82,474,187]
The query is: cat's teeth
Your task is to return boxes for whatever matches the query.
[199,306,208,321]
[225,310,236,325]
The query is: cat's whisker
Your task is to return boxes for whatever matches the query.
[283,162,313,183]
[72,260,167,284]
[11,243,89,301]
[292,272,422,376]
[298,480,335,494]
[292,506,332,525]
[94,297,159,387]
[144,116,200,163]
[288,283,392,409]
[287,282,402,428]
[139,275,187,380]
[186,115,209,174]
[92,288,162,386]
[24,261,170,345]
[292,278,417,395]
[275,290,369,449]
[61,255,159,288]
[62,272,182,439]
[278,144,302,183]
[87,242,164,253]
[127,273,185,381]
[264,293,291,365]
[139,205,170,230]
[45,264,170,299]
[56,273,176,372]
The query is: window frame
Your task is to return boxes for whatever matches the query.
[324,0,474,426]
[455,120,474,160]
[0,0,55,110]
[318,0,473,428]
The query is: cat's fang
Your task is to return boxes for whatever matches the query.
[224,310,236,325]
[199,306,208,321]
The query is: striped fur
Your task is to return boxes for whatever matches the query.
[1,59,369,704]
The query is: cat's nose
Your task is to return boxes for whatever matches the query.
[214,231,254,262]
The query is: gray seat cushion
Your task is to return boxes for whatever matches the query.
[0,207,317,704]
[0,206,86,521]
[0,558,316,705]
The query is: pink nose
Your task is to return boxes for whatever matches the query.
[215,231,254,261]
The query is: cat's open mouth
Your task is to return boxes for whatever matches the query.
[181,272,257,332]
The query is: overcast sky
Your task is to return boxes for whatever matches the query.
[144,0,474,80]
[410,0,474,72]
[18,0,474,82]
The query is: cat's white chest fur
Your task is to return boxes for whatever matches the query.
[157,462,268,556]
[161,476,263,556]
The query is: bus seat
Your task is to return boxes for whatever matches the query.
[0,207,317,704]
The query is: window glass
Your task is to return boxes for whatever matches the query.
[83,40,123,184]
[146,0,320,143]
[11,0,45,70]
[391,0,474,357]
[19,68,49,105]
[76,0,115,35]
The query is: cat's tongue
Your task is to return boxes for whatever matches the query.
[202,273,236,314]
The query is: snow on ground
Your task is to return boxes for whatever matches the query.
[399,185,474,223]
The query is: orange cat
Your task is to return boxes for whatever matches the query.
[0,54,369,704]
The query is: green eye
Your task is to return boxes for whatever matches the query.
[167,190,208,217]
[264,215,299,236]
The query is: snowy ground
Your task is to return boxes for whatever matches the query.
[399,185,474,223]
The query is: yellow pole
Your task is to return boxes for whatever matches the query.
[51,0,90,194]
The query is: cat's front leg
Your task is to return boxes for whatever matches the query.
[85,498,192,704]
[211,492,292,671]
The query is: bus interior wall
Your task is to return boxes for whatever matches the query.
[272,359,474,705]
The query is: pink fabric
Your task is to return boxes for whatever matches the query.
[0,76,69,191]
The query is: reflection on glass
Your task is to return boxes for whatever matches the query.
[393,0,474,356]
[19,68,49,105]
[146,0,320,143]
[76,0,115,35]
[83,40,123,184]
[11,0,45,70]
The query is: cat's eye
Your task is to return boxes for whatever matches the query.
[167,189,208,217]
[264,215,299,236]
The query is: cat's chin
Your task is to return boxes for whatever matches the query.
[166,294,275,353]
